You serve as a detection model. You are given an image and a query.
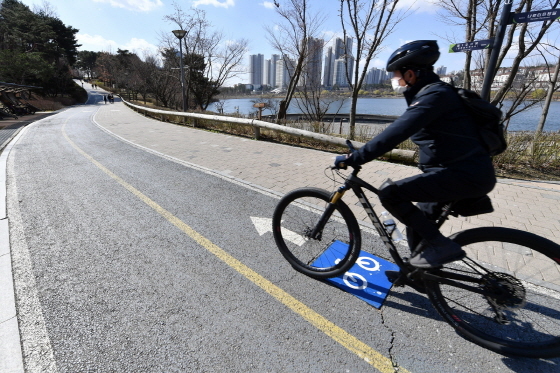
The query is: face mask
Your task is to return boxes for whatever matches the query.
[391,77,407,94]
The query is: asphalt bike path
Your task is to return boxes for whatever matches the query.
[90,86,560,370]
[4,106,399,372]
[1,83,559,372]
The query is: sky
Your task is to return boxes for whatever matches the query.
[18,0,557,86]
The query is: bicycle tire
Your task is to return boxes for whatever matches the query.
[272,188,361,279]
[425,227,560,358]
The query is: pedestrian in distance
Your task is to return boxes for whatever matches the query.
[334,40,496,269]
[103,95,107,104]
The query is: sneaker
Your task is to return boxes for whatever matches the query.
[409,237,466,268]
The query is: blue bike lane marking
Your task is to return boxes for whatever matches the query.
[314,241,399,309]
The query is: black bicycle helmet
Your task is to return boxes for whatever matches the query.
[386,40,440,72]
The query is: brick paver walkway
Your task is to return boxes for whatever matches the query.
[90,96,560,283]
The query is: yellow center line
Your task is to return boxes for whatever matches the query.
[62,121,409,373]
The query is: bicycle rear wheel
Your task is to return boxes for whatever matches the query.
[425,227,560,358]
[272,188,361,279]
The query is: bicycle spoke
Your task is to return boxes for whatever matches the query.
[426,228,560,357]
[273,188,361,279]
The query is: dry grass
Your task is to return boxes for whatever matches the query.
[26,97,80,111]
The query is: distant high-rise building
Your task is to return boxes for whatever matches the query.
[436,65,447,76]
[323,46,333,87]
[302,37,323,87]
[269,54,280,88]
[334,36,353,59]
[365,67,390,85]
[327,36,354,87]
[276,57,295,89]
[249,54,264,86]
[263,59,270,86]
[333,56,354,87]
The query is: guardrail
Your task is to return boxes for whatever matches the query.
[120,98,416,162]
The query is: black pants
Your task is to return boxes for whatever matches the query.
[378,158,496,251]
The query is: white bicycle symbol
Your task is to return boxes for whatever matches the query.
[335,256,381,290]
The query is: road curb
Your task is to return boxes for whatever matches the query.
[0,113,62,373]
[0,125,27,373]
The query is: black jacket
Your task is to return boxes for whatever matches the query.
[347,72,488,168]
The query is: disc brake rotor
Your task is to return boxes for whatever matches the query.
[482,272,527,310]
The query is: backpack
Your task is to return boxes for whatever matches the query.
[420,82,507,156]
[453,87,507,156]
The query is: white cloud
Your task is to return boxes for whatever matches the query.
[77,33,158,58]
[192,0,235,8]
[123,38,159,56]
[397,0,438,14]
[371,58,386,69]
[261,1,275,9]
[92,0,163,12]
[77,33,118,52]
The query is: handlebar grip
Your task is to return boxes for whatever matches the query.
[331,163,347,170]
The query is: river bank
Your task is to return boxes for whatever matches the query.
[210,97,560,133]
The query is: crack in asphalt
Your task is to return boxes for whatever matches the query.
[380,308,401,372]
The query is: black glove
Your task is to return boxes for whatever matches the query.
[334,154,349,169]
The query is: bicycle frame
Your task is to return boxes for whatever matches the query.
[324,165,491,296]
[328,165,409,268]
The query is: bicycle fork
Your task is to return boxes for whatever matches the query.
[308,186,348,240]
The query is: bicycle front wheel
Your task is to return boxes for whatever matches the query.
[272,188,361,279]
[425,227,560,358]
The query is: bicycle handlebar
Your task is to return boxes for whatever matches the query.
[346,139,357,153]
[330,140,358,170]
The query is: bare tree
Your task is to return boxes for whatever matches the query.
[339,0,407,140]
[293,85,345,124]
[489,0,560,105]
[436,0,491,89]
[32,0,58,18]
[437,0,560,122]
[144,52,180,108]
[250,97,281,118]
[265,0,326,121]
[535,43,560,133]
[163,3,248,110]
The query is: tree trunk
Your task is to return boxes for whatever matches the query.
[463,52,472,90]
[463,0,475,90]
[349,94,358,140]
[277,100,288,122]
[536,61,560,134]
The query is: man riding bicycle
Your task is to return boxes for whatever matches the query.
[335,40,496,269]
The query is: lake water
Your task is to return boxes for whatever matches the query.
[210,97,560,132]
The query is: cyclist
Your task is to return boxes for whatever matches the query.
[335,40,496,268]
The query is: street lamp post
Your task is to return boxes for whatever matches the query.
[172,29,187,112]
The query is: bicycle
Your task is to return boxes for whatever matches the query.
[272,140,560,358]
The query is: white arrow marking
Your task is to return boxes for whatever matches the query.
[250,216,306,246]
[251,216,272,236]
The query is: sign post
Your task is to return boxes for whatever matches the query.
[449,2,559,101]
[252,102,266,139]
[480,0,514,101]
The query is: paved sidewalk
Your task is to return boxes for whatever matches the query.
[92,100,560,246]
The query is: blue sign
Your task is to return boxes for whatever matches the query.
[512,9,559,24]
[449,39,493,53]
[314,241,400,309]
